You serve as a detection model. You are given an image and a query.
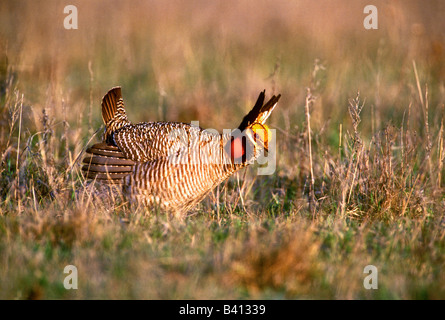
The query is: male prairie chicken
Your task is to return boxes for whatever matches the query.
[82,87,280,214]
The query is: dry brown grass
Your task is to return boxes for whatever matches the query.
[227,223,320,297]
[0,0,444,299]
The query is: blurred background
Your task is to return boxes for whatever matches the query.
[0,0,445,300]
[1,0,444,132]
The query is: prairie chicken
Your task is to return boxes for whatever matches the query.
[82,87,280,214]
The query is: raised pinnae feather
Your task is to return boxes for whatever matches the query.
[238,90,265,131]
[255,93,281,124]
[238,90,280,131]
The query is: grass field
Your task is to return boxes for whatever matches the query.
[0,0,444,299]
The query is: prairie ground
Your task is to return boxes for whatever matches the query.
[0,0,444,299]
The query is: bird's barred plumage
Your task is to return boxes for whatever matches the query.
[82,87,280,214]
